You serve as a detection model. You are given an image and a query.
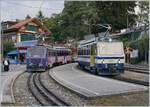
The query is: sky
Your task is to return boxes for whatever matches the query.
[0,0,65,21]
[0,0,140,21]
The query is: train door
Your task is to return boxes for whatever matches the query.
[90,44,95,67]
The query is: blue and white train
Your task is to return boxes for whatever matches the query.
[77,38,125,75]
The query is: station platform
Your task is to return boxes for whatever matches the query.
[1,65,25,104]
[49,63,148,98]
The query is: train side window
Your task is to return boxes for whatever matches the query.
[82,49,84,55]
[59,51,61,56]
[54,51,56,56]
[79,50,81,55]
[60,50,63,56]
[59,50,61,56]
[52,50,54,56]
[64,51,67,56]
[49,51,50,56]
[84,49,86,55]
[52,51,54,56]
[65,51,67,56]
[56,51,58,56]
[61,51,63,56]
[79,50,80,55]
[87,49,89,55]
[67,51,69,55]
[63,51,65,56]
[86,49,88,55]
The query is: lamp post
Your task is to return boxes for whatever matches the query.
[127,13,129,28]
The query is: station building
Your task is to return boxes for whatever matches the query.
[1,18,51,64]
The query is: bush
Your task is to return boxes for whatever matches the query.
[130,58,139,64]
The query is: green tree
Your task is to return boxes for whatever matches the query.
[36,10,44,20]
[26,14,31,19]
[95,1,137,31]
[137,1,149,25]
[42,1,138,42]
[3,41,15,56]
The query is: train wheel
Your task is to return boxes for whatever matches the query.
[79,64,84,69]
[90,67,97,75]
[94,68,98,75]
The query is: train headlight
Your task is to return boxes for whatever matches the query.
[102,59,104,64]
[118,59,121,63]
[109,38,112,42]
[29,63,33,66]
[39,63,43,66]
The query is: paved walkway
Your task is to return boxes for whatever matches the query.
[0,65,25,104]
[50,63,148,97]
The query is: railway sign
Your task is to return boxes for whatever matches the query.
[131,49,139,58]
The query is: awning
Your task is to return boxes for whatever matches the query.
[15,40,38,47]
[7,50,28,55]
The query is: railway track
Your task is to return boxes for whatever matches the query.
[76,65,149,86]
[106,69,149,86]
[27,72,70,106]
[125,64,149,74]
[112,73,149,86]
[125,67,149,74]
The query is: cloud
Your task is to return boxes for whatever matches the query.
[0,0,64,21]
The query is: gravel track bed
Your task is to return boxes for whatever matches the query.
[13,72,40,106]
[13,65,149,106]
[121,70,149,82]
[90,90,149,106]
[41,70,90,106]
[47,64,149,106]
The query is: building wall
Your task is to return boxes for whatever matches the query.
[2,19,50,44]
[2,32,17,43]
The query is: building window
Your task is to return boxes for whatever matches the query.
[21,33,36,41]
[1,23,8,30]
[12,36,16,42]
[26,24,37,32]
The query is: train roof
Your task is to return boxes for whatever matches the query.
[78,37,121,48]
[52,46,71,51]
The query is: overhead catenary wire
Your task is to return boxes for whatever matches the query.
[1,1,62,10]
[39,0,44,12]
[1,0,64,21]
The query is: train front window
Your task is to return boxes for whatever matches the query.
[98,42,124,56]
[28,46,46,58]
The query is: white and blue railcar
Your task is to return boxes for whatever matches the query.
[77,38,125,75]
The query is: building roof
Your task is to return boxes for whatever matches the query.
[9,18,34,29]
[5,18,51,35]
